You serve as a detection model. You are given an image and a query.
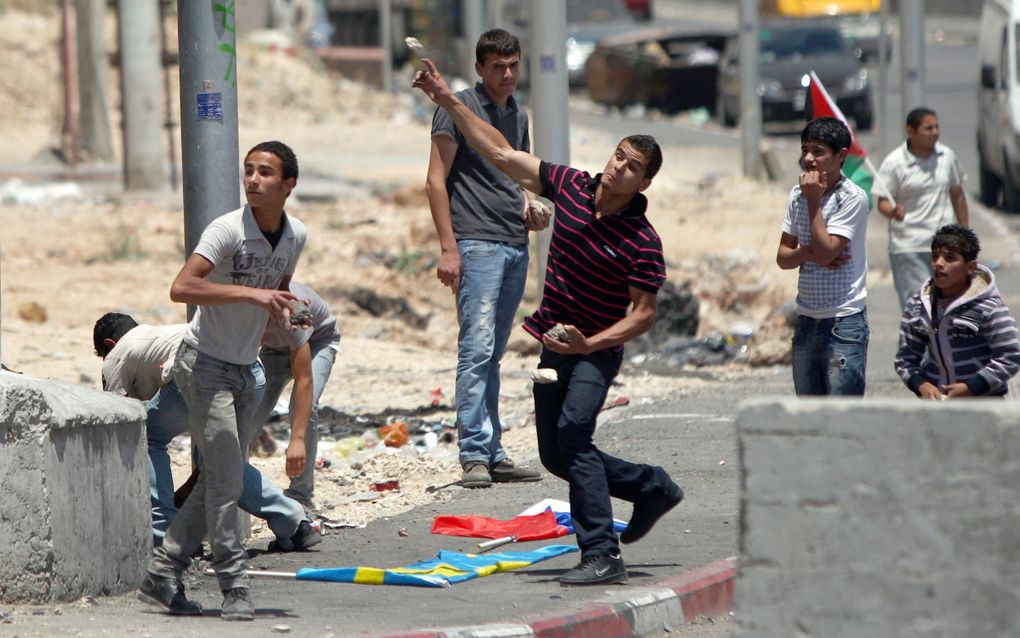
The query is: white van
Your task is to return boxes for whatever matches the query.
[977,0,1020,210]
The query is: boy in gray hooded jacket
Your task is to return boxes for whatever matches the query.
[895,224,1020,398]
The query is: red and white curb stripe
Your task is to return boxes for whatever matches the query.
[377,558,736,638]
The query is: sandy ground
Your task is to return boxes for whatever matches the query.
[0,7,795,541]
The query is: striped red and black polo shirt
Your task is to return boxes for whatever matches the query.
[523,162,666,345]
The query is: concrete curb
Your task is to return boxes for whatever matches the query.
[375,558,737,638]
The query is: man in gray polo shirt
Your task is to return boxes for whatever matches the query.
[138,141,307,621]
[425,28,549,488]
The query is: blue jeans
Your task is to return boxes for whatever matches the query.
[455,239,528,467]
[890,251,931,311]
[146,372,307,546]
[533,349,675,558]
[251,340,338,508]
[791,310,869,396]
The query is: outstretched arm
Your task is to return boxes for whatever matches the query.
[413,58,542,193]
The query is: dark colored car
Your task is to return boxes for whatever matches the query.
[716,20,873,130]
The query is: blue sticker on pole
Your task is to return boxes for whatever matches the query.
[197,92,223,121]
[540,55,556,72]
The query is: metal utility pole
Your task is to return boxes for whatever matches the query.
[76,0,114,161]
[379,0,393,92]
[118,0,165,190]
[738,0,762,177]
[528,0,569,288]
[462,0,485,81]
[177,1,240,261]
[899,0,925,122]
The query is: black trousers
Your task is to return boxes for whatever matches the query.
[533,348,674,557]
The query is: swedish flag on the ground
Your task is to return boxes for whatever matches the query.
[292,544,578,588]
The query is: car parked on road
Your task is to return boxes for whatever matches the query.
[716,19,874,131]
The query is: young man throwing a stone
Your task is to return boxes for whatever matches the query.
[414,59,683,586]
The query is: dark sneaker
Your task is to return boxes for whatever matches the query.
[490,459,542,483]
[221,588,255,621]
[137,573,203,616]
[620,483,684,544]
[559,553,628,586]
[268,520,323,552]
[460,462,492,488]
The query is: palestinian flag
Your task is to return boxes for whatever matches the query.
[808,70,874,206]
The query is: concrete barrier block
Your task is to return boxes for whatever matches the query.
[0,371,150,602]
[736,398,1020,637]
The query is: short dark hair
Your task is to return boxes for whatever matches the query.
[246,141,298,181]
[621,134,663,179]
[906,107,937,130]
[932,224,980,261]
[801,117,851,158]
[476,29,521,65]
[93,312,138,357]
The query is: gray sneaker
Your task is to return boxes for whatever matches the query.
[137,573,203,616]
[460,462,492,488]
[221,587,255,621]
[490,459,542,483]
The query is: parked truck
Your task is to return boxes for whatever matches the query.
[977,0,1020,211]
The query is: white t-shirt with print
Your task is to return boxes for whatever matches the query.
[182,205,306,365]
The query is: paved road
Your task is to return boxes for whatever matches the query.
[14,199,1016,637]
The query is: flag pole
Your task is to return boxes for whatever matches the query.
[863,156,896,207]
[477,535,518,553]
[206,568,297,579]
